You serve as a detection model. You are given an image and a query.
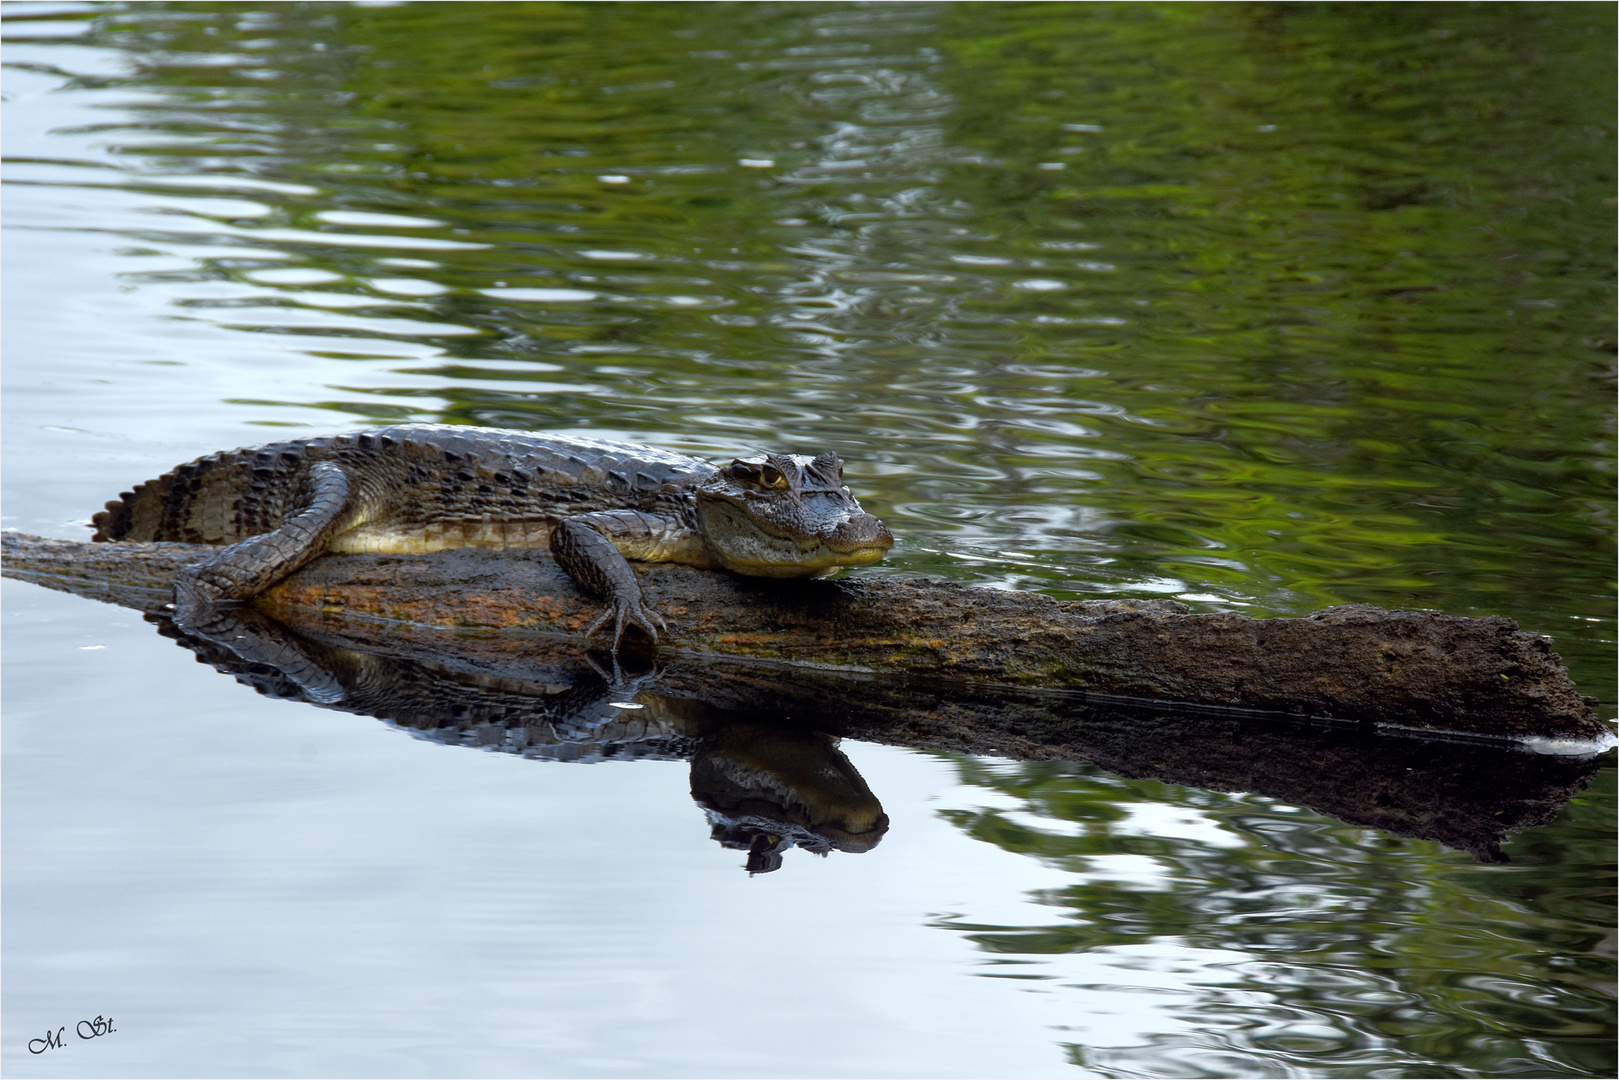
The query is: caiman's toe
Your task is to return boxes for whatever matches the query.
[583,595,666,651]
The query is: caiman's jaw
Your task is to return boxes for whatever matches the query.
[694,451,894,578]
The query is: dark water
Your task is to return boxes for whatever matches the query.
[3,3,1613,1077]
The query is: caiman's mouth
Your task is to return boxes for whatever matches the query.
[714,540,889,577]
[826,540,891,564]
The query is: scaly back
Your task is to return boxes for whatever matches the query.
[91,426,720,546]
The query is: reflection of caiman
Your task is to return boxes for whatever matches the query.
[164,605,888,874]
[92,425,893,647]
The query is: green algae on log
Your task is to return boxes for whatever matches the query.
[1,530,1606,743]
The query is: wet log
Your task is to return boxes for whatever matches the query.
[2,531,1607,743]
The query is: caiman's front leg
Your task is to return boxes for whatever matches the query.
[173,461,357,628]
[549,510,682,649]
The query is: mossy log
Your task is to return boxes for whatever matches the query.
[1,531,1606,743]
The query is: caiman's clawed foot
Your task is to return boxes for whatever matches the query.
[583,593,667,652]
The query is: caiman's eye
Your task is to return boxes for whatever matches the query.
[759,465,789,489]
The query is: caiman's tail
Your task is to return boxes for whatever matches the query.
[91,485,148,541]
[93,450,228,542]
[92,444,312,544]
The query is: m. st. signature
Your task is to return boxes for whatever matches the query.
[27,1016,115,1054]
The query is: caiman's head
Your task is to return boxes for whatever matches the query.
[694,451,893,577]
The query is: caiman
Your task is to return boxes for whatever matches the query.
[90,425,894,647]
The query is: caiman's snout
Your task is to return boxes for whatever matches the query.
[824,512,893,558]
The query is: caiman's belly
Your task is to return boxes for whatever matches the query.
[327,519,555,554]
[325,516,718,566]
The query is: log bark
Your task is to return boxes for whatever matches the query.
[2,531,1606,743]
